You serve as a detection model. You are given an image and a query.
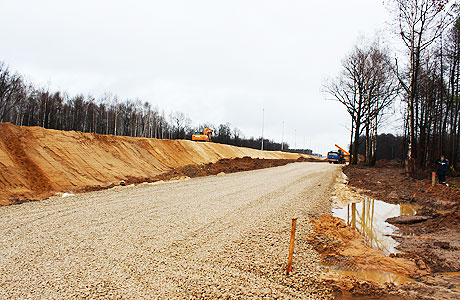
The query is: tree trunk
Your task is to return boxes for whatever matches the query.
[352,119,361,165]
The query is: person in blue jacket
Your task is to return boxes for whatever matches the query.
[435,155,449,185]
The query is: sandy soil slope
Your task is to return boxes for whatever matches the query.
[0,123,315,204]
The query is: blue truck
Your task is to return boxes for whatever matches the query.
[327,144,351,164]
[327,150,346,164]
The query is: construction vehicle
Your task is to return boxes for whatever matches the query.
[327,144,351,164]
[192,128,213,142]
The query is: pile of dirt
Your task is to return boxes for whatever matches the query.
[153,156,298,181]
[309,214,418,298]
[309,215,417,275]
[0,123,319,205]
[295,156,321,162]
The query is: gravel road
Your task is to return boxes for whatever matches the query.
[0,162,340,299]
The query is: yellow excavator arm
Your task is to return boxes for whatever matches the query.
[335,144,350,156]
[192,128,213,142]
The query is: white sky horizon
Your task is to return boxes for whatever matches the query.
[1,0,406,155]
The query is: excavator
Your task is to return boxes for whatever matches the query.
[192,128,213,142]
[327,144,351,164]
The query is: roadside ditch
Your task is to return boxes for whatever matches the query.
[310,165,460,299]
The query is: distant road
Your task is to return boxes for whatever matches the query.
[0,162,339,299]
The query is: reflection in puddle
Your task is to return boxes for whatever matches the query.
[439,272,460,290]
[440,272,460,276]
[328,268,413,285]
[333,197,420,254]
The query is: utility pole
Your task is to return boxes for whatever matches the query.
[294,129,296,150]
[261,108,265,151]
[281,121,284,151]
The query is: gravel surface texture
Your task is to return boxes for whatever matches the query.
[0,162,340,299]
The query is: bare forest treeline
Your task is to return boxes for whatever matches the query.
[357,134,405,161]
[0,62,286,151]
[326,1,460,172]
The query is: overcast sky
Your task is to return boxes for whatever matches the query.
[0,0,400,155]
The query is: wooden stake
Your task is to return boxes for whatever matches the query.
[286,218,298,275]
[432,172,436,186]
[331,173,334,184]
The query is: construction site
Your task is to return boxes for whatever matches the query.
[2,1,460,298]
[0,123,459,299]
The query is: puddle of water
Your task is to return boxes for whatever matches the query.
[333,291,402,300]
[328,268,413,285]
[439,272,460,290]
[439,272,460,276]
[332,197,420,254]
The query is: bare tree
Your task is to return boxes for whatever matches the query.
[0,63,25,122]
[325,41,398,164]
[324,46,365,164]
[169,111,191,139]
[363,47,400,165]
[389,0,455,173]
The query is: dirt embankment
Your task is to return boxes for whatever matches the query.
[0,123,319,205]
[151,156,315,182]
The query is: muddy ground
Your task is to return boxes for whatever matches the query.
[312,164,460,299]
[309,214,419,299]
[344,165,460,274]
